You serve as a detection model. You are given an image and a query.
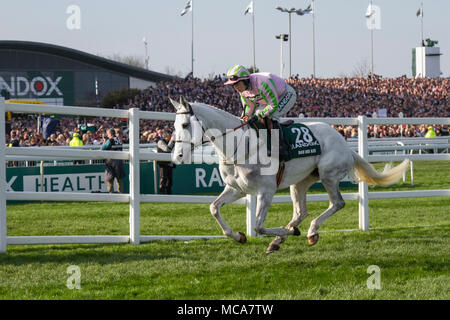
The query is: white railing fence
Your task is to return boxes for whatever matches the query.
[0,98,449,252]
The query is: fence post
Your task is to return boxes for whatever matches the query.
[153,160,158,194]
[0,98,6,252]
[129,108,140,245]
[246,194,257,237]
[357,116,369,231]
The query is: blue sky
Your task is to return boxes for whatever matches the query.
[1,0,448,79]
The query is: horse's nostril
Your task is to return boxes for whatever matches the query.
[178,153,183,158]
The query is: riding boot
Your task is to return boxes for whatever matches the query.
[273,120,289,161]
[263,118,272,157]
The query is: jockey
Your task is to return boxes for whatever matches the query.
[224,64,297,159]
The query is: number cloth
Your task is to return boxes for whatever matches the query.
[251,122,321,161]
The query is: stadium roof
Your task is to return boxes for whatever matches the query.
[0,40,175,82]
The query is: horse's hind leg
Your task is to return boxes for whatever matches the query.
[210,185,246,243]
[307,176,345,245]
[268,173,319,250]
[287,173,320,230]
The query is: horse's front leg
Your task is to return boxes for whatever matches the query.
[270,174,320,249]
[210,185,246,243]
[254,192,297,253]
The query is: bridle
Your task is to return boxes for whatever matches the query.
[174,110,206,151]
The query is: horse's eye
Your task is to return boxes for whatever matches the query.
[182,123,189,129]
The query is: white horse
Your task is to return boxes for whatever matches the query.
[170,97,410,253]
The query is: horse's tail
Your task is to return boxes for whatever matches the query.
[350,151,410,187]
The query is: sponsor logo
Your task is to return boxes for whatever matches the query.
[278,91,293,111]
[23,173,106,193]
[195,167,224,188]
[0,76,63,97]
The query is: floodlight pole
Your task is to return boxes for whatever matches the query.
[370,0,374,76]
[420,2,424,46]
[252,2,256,72]
[312,0,316,78]
[276,34,288,78]
[276,7,301,78]
[143,38,149,69]
[288,12,292,77]
[191,1,194,76]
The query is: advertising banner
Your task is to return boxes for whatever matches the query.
[0,71,74,105]
[6,162,351,198]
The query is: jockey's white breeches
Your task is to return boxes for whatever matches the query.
[256,84,297,121]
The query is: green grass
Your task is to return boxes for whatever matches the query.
[0,161,449,300]
[280,160,450,194]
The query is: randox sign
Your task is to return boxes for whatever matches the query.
[0,72,75,105]
[0,76,63,97]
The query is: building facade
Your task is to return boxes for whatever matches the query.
[0,40,174,106]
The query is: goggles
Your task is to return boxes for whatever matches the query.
[226,75,241,81]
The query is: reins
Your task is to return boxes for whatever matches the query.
[175,110,250,154]
[209,121,249,143]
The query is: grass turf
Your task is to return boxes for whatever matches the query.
[0,160,449,299]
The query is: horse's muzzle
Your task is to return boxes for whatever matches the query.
[172,153,184,165]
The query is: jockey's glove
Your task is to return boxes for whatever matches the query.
[247,115,259,125]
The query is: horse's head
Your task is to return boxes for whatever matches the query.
[170,96,202,164]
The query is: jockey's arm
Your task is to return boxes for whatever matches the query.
[240,95,256,120]
[255,80,280,119]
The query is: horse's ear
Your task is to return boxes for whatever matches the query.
[169,96,181,111]
[180,96,189,107]
[180,96,193,113]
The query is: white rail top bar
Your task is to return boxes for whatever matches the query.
[5,102,129,118]
[139,110,176,121]
[368,154,450,161]
[139,151,173,161]
[365,144,450,151]
[367,189,450,199]
[5,148,129,160]
[366,118,450,125]
[356,137,449,143]
[280,117,359,125]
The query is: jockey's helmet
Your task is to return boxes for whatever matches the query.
[224,65,250,85]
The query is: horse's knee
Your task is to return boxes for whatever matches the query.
[254,225,265,235]
[335,199,345,210]
[210,202,219,217]
[295,210,308,223]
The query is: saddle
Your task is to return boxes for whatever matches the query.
[245,118,286,186]
[248,117,321,187]
[248,118,289,162]
[280,120,294,127]
[249,118,321,162]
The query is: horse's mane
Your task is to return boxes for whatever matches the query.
[191,102,240,122]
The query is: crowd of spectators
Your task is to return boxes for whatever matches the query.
[5,75,449,149]
[286,76,449,119]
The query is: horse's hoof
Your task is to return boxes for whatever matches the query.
[293,226,301,236]
[308,234,319,246]
[266,243,280,254]
[238,232,247,244]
